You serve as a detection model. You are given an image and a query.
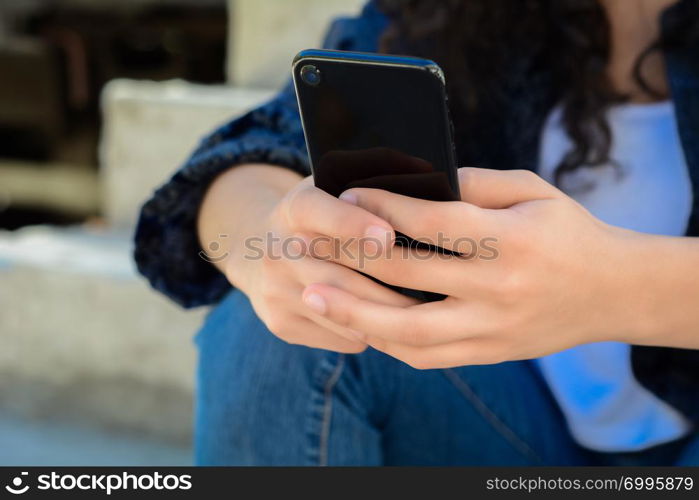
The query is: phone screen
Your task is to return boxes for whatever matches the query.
[293,51,459,201]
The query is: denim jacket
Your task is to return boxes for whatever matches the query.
[134,1,699,420]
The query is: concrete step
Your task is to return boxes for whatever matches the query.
[0,414,190,466]
[0,225,207,444]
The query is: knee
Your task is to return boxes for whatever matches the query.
[194,289,265,360]
[195,290,324,389]
[193,290,329,464]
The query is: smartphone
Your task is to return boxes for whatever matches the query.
[292,49,460,302]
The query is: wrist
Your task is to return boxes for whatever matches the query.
[585,225,657,346]
[606,228,697,347]
[197,164,302,294]
[223,197,279,295]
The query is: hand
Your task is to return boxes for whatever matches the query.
[226,176,418,353]
[301,168,645,368]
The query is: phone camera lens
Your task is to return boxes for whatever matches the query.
[300,65,321,86]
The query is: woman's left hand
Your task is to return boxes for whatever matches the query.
[300,167,648,369]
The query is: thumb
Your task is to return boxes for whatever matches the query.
[457,167,561,209]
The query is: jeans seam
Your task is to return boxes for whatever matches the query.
[318,353,346,466]
[442,368,543,464]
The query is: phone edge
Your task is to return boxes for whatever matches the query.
[292,49,446,85]
[291,49,459,201]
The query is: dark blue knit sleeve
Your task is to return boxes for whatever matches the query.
[134,1,388,308]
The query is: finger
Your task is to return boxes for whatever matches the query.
[278,254,418,341]
[289,251,419,307]
[307,234,487,297]
[262,276,371,343]
[311,312,368,344]
[302,284,475,347]
[457,167,561,208]
[364,337,510,369]
[339,188,503,252]
[282,316,368,353]
[284,185,394,252]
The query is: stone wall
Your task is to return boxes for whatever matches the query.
[101,79,274,229]
[227,0,366,89]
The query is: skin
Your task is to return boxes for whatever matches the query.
[603,0,677,100]
[197,0,699,369]
[198,165,411,353]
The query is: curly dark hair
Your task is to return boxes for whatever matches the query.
[376,0,699,185]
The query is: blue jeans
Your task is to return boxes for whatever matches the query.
[194,290,699,465]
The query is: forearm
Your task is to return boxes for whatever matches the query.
[624,233,699,349]
[197,164,302,290]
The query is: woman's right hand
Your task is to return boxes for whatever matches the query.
[210,173,418,353]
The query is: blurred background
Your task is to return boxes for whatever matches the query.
[0,0,364,465]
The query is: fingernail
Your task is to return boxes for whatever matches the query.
[348,329,367,342]
[287,239,304,258]
[339,191,358,205]
[364,225,392,254]
[303,292,327,315]
[365,225,392,240]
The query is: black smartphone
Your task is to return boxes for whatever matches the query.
[292,49,460,302]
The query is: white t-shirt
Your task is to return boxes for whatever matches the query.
[535,101,694,451]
